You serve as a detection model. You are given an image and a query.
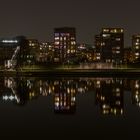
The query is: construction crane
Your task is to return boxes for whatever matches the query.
[5,46,20,69]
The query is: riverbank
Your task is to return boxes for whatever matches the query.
[1,68,140,77]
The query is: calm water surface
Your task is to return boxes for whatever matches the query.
[0,76,140,139]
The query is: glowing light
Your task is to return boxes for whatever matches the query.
[2,40,18,43]
[135,53,140,56]
[55,102,59,107]
[116,88,120,92]
[135,82,139,89]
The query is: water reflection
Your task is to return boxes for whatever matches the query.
[1,77,140,115]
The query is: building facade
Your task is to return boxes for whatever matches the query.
[28,39,40,65]
[132,35,140,62]
[54,27,76,64]
[95,28,124,64]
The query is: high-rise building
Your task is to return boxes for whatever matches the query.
[95,28,124,64]
[132,35,140,61]
[54,27,76,64]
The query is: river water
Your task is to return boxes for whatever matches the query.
[0,76,139,139]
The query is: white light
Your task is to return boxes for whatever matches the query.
[71,97,76,102]
[135,53,139,56]
[2,40,18,43]
[102,34,110,37]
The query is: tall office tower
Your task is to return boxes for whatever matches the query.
[132,35,140,61]
[54,27,76,64]
[95,28,124,64]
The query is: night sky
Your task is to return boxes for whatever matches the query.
[0,0,140,45]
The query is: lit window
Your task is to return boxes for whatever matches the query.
[135,53,139,56]
[106,59,111,63]
[135,42,139,45]
[67,49,70,54]
[102,34,110,37]
[71,41,76,45]
[121,29,124,33]
[116,38,121,41]
[103,29,109,32]
[116,51,120,54]
[96,56,100,60]
[116,88,120,92]
[55,37,59,40]
[55,41,59,45]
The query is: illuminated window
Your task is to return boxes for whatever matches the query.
[103,29,109,32]
[71,41,76,45]
[102,34,110,37]
[116,38,121,41]
[116,51,120,54]
[64,37,66,40]
[135,53,139,56]
[55,37,59,40]
[55,41,59,45]
[96,57,100,60]
[67,49,70,54]
[135,42,139,45]
[101,42,105,46]
[106,59,111,63]
[121,29,124,33]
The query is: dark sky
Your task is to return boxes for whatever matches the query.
[0,0,140,45]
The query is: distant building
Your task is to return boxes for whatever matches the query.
[123,47,133,63]
[37,42,54,64]
[54,27,76,64]
[77,43,95,63]
[28,39,40,65]
[95,28,124,64]
[132,35,140,62]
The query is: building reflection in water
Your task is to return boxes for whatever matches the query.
[95,78,124,115]
[54,80,76,114]
[1,77,140,115]
[131,80,140,107]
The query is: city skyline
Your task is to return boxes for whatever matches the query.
[0,27,139,68]
[0,0,140,45]
[1,1,140,138]
[0,26,140,46]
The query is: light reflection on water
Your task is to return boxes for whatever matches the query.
[1,77,140,115]
[1,76,140,139]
